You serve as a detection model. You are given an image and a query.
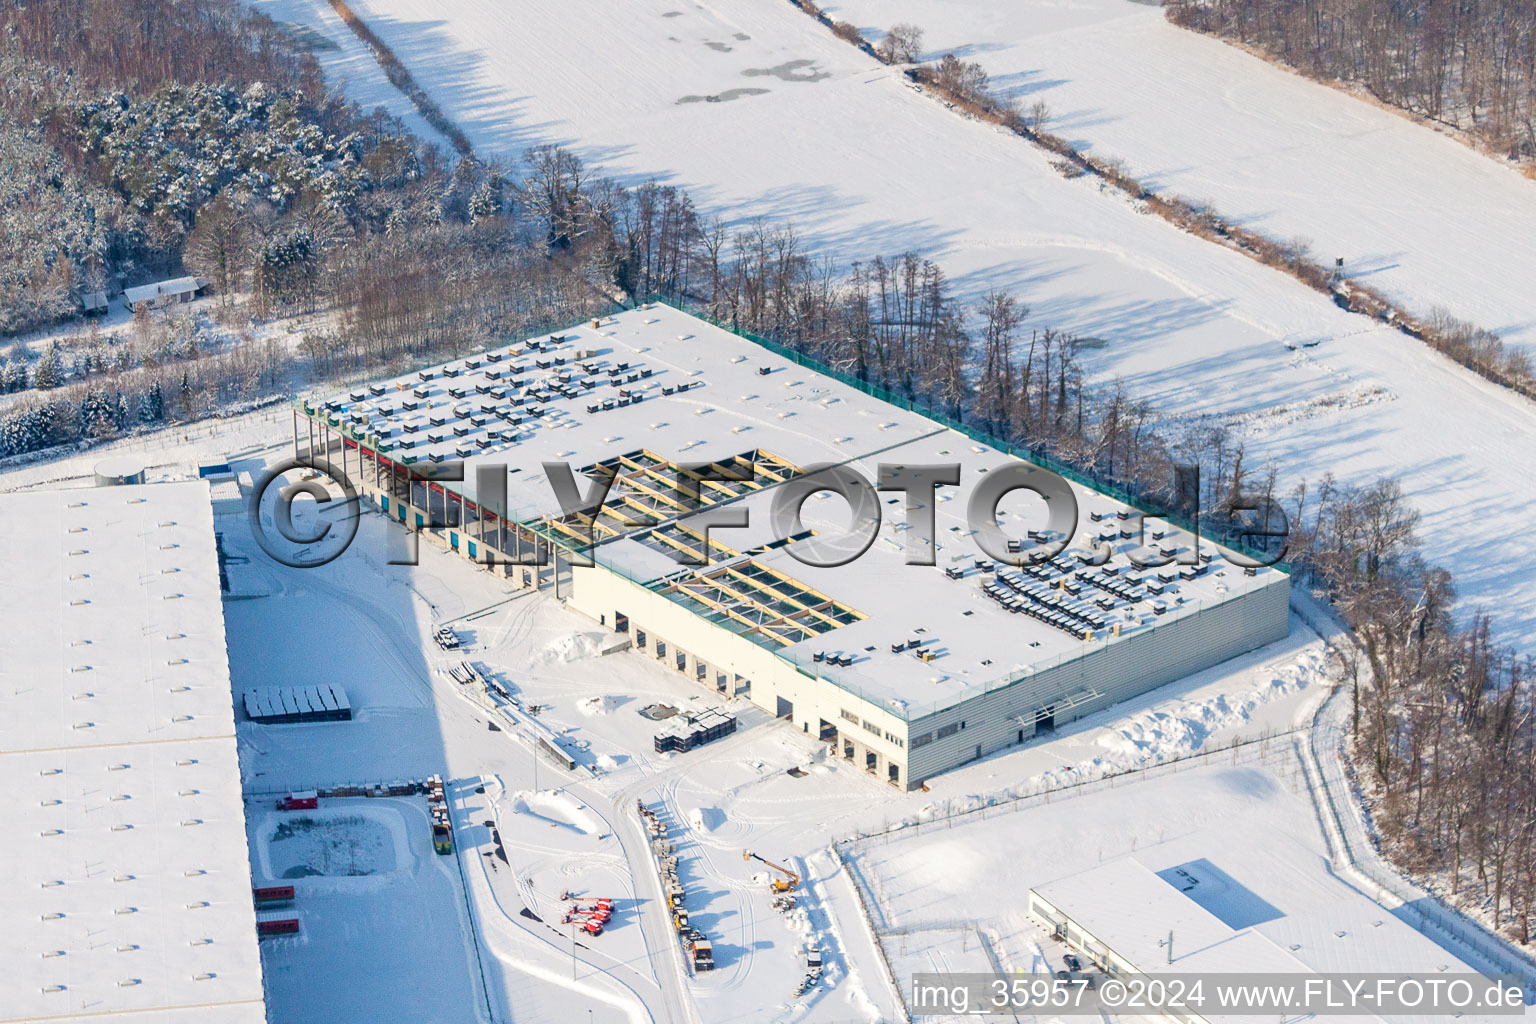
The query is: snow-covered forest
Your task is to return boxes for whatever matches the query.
[1167,0,1536,162]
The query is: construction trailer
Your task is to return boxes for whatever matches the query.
[256,915,300,938]
[253,885,296,908]
[277,790,319,811]
[537,735,577,770]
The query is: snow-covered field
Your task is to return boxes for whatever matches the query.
[824,0,1536,350]
[251,0,1536,653]
[846,754,1507,1022]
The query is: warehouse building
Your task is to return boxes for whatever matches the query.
[0,481,267,1023]
[294,303,1289,789]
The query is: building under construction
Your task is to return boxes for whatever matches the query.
[293,304,1289,789]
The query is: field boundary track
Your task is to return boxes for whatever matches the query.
[325,0,476,157]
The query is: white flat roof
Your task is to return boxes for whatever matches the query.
[1034,838,1500,1024]
[308,304,1285,717]
[0,481,266,1023]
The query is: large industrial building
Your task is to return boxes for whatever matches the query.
[0,482,268,1023]
[295,303,1288,788]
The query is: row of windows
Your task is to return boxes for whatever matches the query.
[912,719,968,748]
[842,709,906,749]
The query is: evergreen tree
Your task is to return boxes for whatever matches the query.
[33,342,63,390]
[178,368,194,418]
[79,385,120,438]
[139,379,164,423]
[1,357,27,393]
[0,403,57,458]
[469,173,505,223]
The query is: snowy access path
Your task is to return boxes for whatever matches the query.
[1302,683,1536,990]
[825,0,1536,351]
[258,0,1536,652]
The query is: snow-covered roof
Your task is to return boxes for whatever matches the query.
[242,684,351,720]
[0,481,266,1022]
[1034,842,1489,1024]
[307,304,1287,718]
[124,276,204,304]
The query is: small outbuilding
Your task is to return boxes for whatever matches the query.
[124,275,206,310]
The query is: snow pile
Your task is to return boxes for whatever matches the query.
[509,789,602,834]
[538,631,602,663]
[577,694,616,716]
[1097,656,1316,761]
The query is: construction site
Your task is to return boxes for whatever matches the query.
[295,303,1291,789]
[9,399,1500,1024]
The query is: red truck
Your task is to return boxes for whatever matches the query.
[276,790,318,811]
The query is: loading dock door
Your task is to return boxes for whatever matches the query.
[775,696,793,720]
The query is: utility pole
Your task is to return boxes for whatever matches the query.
[570,920,577,979]
[1159,930,1174,964]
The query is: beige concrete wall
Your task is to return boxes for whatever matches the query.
[567,564,915,783]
